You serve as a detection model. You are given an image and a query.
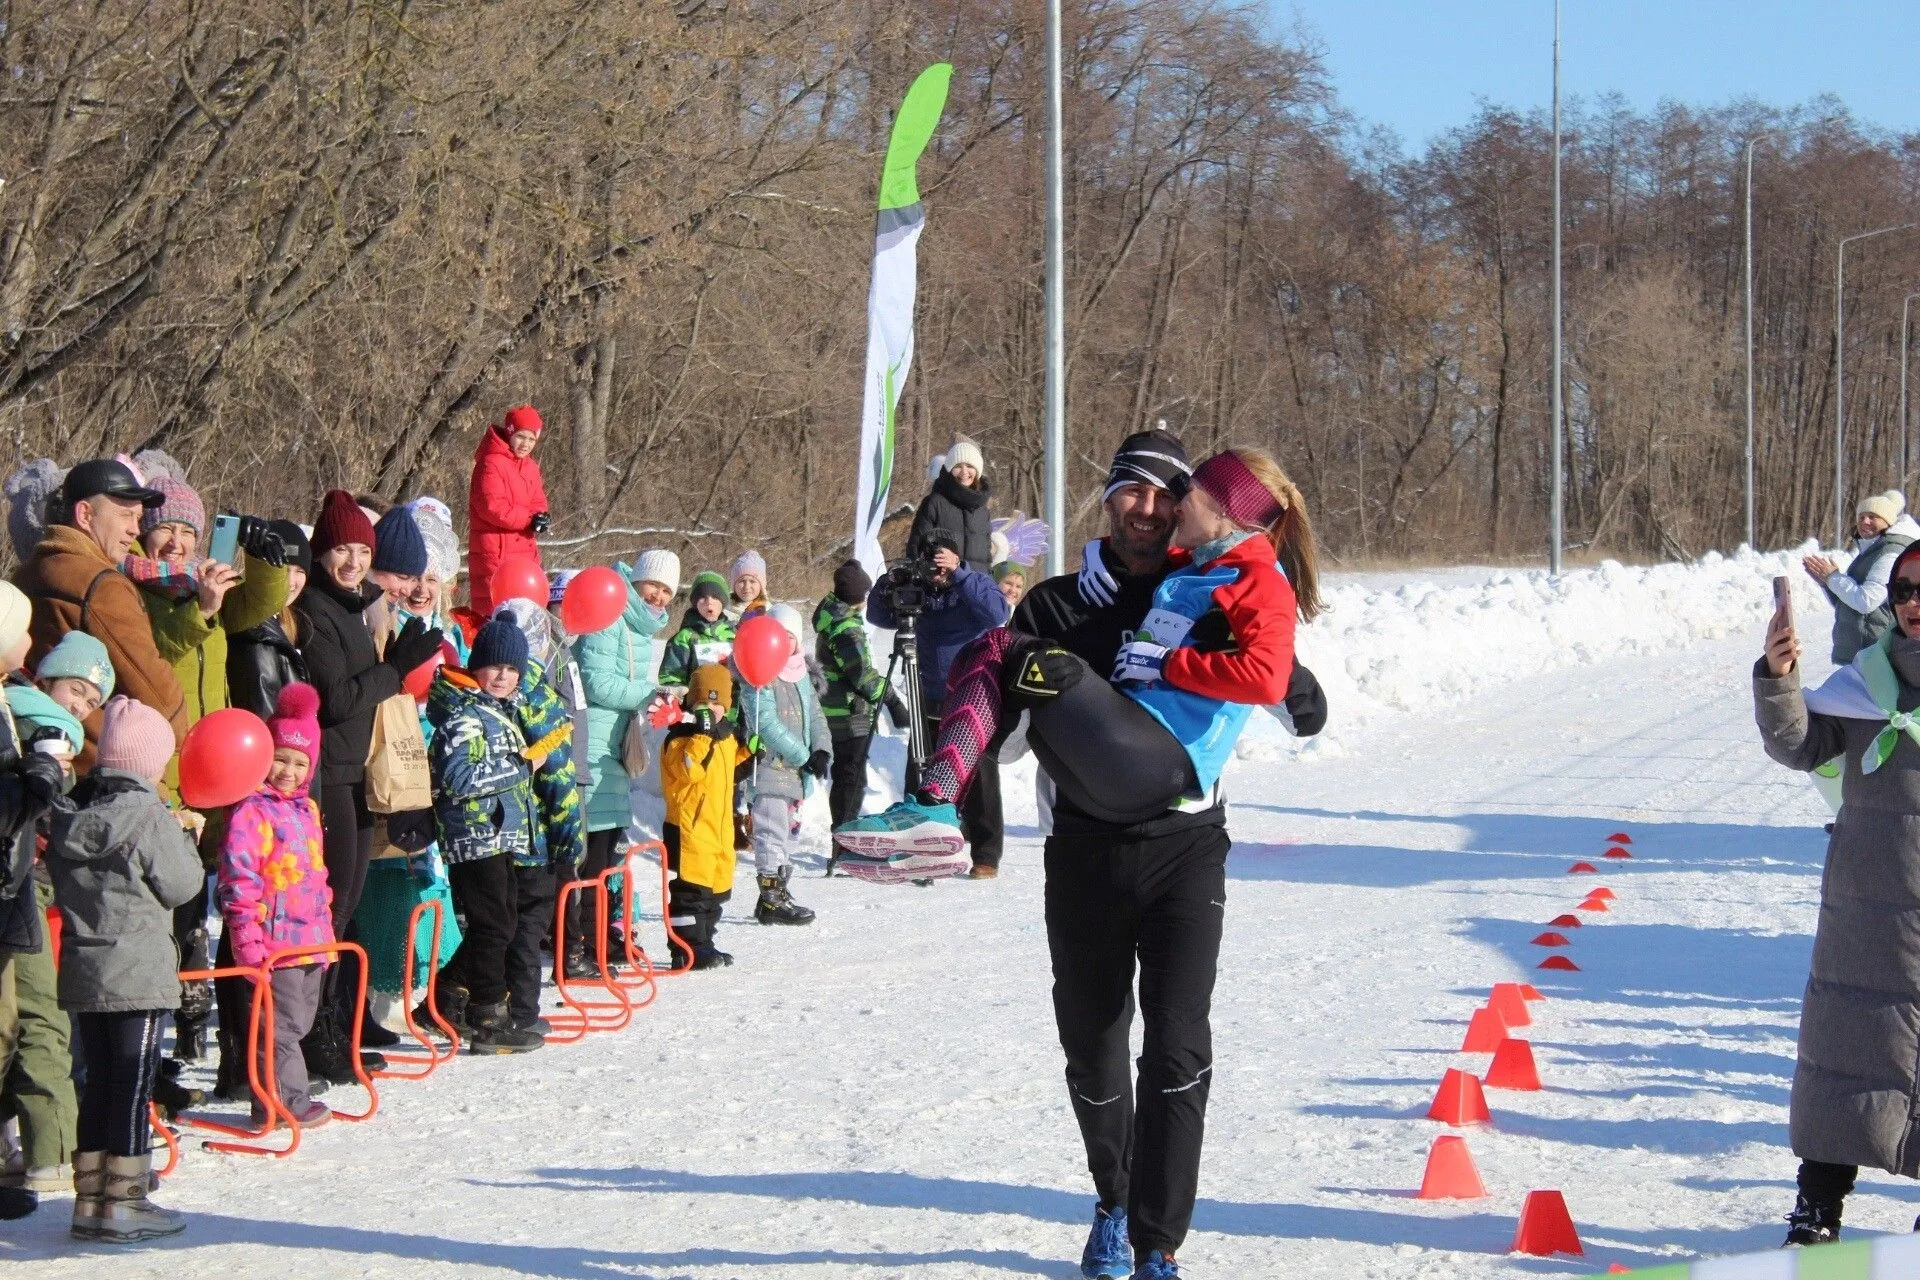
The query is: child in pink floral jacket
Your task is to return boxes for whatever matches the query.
[216,682,334,1127]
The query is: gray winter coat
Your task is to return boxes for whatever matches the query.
[45,769,204,1014]
[740,673,830,804]
[1755,657,1920,1175]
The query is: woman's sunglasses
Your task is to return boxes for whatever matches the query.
[1890,579,1920,605]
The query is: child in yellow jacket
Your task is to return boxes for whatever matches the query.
[660,664,743,970]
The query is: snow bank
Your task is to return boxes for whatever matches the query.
[1243,543,1828,761]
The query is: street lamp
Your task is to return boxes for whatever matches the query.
[1835,222,1920,547]
[1902,290,1920,485]
[1742,134,1784,550]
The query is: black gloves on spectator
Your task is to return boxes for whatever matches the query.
[805,749,831,781]
[884,692,911,729]
[17,747,67,805]
[235,515,287,567]
[384,617,445,676]
[529,512,552,535]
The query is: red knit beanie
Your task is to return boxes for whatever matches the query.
[310,489,376,560]
[503,405,543,436]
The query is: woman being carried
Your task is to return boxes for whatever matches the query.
[835,447,1319,883]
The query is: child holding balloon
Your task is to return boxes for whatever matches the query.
[44,696,203,1242]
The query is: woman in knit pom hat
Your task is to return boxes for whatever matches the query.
[568,548,676,966]
[44,695,203,1242]
[906,437,995,573]
[466,406,551,618]
[293,491,443,1085]
[1803,489,1920,664]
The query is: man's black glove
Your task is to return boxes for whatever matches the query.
[1006,641,1083,709]
[18,747,67,805]
[805,749,831,781]
[235,515,287,567]
[529,512,552,535]
[384,617,445,675]
[884,692,911,729]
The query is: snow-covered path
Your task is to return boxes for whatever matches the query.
[2,606,1876,1278]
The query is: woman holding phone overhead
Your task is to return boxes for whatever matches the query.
[1756,543,1920,1245]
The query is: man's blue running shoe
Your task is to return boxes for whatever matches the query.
[832,798,964,858]
[1080,1204,1131,1278]
[1133,1251,1179,1279]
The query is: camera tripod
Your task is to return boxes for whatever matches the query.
[825,612,928,878]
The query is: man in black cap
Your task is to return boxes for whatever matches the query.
[12,460,188,768]
[1009,428,1326,1279]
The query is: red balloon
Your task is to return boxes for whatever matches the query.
[561,565,627,636]
[403,643,450,701]
[178,708,274,809]
[491,556,547,608]
[733,613,791,688]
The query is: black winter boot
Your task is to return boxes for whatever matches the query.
[466,1000,544,1054]
[415,984,469,1041]
[214,1030,246,1102]
[691,947,734,970]
[561,941,600,981]
[1783,1193,1842,1247]
[148,1074,204,1122]
[755,871,815,925]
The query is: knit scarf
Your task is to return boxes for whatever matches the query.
[121,552,200,603]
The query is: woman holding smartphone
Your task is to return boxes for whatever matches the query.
[1757,545,1920,1244]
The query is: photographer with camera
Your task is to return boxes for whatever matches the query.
[864,530,1010,877]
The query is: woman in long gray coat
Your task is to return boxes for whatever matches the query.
[1756,540,1920,1245]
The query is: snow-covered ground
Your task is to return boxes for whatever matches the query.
[5,549,1885,1278]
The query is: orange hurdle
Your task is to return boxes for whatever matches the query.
[150,1103,180,1177]
[547,879,633,1043]
[174,961,299,1157]
[599,849,659,1009]
[373,898,461,1078]
[259,941,379,1124]
[638,838,695,977]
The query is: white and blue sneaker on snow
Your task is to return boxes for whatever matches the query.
[1081,1204,1131,1278]
[832,798,969,883]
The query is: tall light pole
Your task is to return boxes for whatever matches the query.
[1042,0,1066,578]
[1902,290,1920,485]
[1835,223,1919,546]
[1743,137,1767,550]
[1548,0,1563,576]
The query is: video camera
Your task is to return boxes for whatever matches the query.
[877,556,941,619]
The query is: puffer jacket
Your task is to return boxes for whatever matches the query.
[466,425,548,617]
[44,769,204,1013]
[514,657,584,870]
[741,670,830,804]
[218,780,334,970]
[905,469,994,572]
[1756,631,1920,1176]
[576,584,668,833]
[0,704,61,957]
[657,610,735,688]
[296,573,403,790]
[227,612,308,723]
[812,594,889,737]
[425,668,538,866]
[659,722,740,895]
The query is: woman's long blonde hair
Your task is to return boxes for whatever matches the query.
[1222,446,1322,623]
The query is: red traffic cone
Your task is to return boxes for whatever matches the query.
[1549,914,1582,927]
[1512,1189,1584,1256]
[1608,832,1632,843]
[1607,1266,1632,1274]
[1538,954,1580,971]
[1578,897,1610,912]
[1489,982,1531,1027]
[1425,1067,1492,1125]
[1604,846,1633,859]
[1486,1037,1543,1090]
[1519,983,1545,1000]
[1461,1005,1510,1052]
[1417,1135,1487,1199]
[1590,887,1617,900]
[1531,931,1571,947]
[1568,861,1599,873]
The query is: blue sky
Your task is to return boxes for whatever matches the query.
[1276,1,1920,149]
